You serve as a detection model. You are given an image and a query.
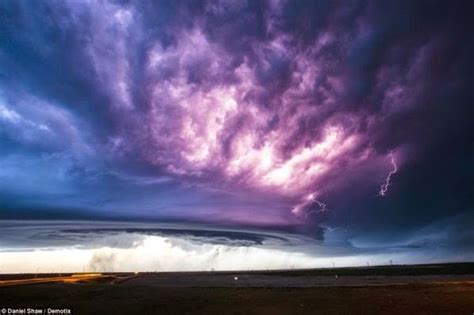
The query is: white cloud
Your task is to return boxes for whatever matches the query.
[1,224,471,273]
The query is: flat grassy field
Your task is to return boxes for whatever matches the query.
[1,263,473,314]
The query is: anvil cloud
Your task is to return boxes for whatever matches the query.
[0,1,472,245]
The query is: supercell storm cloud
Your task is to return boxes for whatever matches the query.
[0,1,473,244]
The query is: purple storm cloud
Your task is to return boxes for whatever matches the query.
[0,1,472,242]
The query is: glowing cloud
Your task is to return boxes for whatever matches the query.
[0,0,471,230]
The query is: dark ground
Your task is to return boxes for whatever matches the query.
[1,263,474,314]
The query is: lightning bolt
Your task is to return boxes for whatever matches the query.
[291,192,328,219]
[304,195,328,219]
[379,152,398,197]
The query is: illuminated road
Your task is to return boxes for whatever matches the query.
[0,273,112,287]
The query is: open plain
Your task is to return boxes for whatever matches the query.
[1,263,473,314]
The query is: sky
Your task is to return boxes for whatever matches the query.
[1,220,471,272]
[0,0,473,255]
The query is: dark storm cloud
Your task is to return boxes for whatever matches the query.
[0,1,472,244]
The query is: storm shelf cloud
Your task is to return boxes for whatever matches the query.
[0,221,471,273]
[0,0,473,268]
